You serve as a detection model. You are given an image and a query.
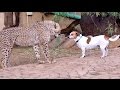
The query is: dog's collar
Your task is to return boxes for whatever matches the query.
[76,39,80,42]
[75,35,82,43]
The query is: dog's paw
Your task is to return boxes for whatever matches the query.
[51,59,57,64]
[100,56,105,59]
[104,55,108,57]
[37,60,46,64]
[80,56,85,58]
[104,53,108,57]
[47,57,56,64]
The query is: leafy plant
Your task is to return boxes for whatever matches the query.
[52,12,120,35]
[107,23,114,36]
[81,12,120,18]
[53,15,62,23]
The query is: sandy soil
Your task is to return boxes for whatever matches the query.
[0,45,120,79]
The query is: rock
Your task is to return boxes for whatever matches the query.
[49,34,66,48]
[61,38,76,49]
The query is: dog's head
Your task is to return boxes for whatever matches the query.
[69,31,80,39]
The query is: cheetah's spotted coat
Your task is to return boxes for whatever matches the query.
[0,20,61,68]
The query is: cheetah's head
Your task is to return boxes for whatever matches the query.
[53,22,61,37]
[40,20,61,38]
[45,21,61,38]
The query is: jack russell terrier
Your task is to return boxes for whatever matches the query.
[69,31,120,58]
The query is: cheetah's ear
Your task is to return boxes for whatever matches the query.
[42,16,44,21]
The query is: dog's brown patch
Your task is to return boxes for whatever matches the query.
[87,37,91,44]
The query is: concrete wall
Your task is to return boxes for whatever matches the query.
[19,12,44,27]
[19,12,75,29]
[0,12,76,30]
[0,13,5,30]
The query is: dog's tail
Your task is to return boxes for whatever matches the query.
[109,35,120,41]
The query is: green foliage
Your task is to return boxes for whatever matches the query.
[53,12,120,35]
[81,12,120,18]
[106,23,114,36]
[53,12,120,21]
[53,12,74,23]
[81,12,120,35]
[52,12,81,22]
[53,15,62,23]
[105,21,118,36]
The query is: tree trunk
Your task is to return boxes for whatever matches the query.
[60,19,81,36]
[60,15,119,37]
[14,12,20,26]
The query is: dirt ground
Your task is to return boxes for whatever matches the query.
[0,41,120,79]
[1,13,120,79]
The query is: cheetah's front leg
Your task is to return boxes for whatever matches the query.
[1,37,16,68]
[33,44,40,60]
[42,42,54,63]
[33,44,45,64]
[1,47,12,68]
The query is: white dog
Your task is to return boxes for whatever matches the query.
[69,31,120,58]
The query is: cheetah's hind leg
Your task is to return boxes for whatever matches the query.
[33,44,45,64]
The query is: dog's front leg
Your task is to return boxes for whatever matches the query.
[100,48,106,58]
[80,47,85,58]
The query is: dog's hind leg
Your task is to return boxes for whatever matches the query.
[80,47,86,58]
[100,46,106,58]
[105,47,108,57]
